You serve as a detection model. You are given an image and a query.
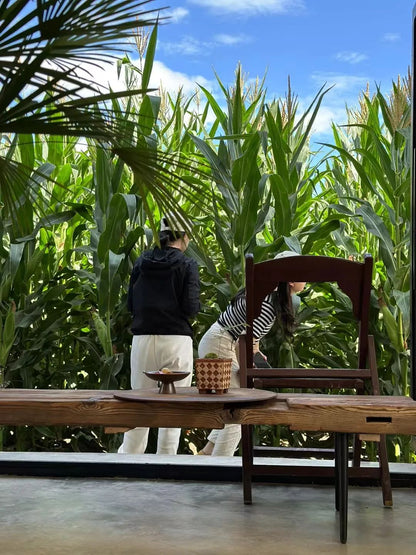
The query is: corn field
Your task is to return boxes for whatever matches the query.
[0,2,412,461]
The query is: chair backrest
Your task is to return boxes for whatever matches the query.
[244,253,373,371]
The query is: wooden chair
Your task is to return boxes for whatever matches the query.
[238,253,392,536]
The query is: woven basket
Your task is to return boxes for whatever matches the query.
[194,358,232,394]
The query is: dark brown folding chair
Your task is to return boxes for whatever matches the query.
[238,253,392,543]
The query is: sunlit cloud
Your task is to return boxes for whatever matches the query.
[213,33,250,45]
[149,60,214,95]
[66,58,214,99]
[159,35,212,56]
[383,32,400,42]
[188,0,305,15]
[335,51,368,65]
[311,72,369,93]
[41,59,125,98]
[70,58,217,127]
[299,72,373,139]
[159,33,251,56]
[149,61,218,127]
[166,7,189,23]
[306,104,348,137]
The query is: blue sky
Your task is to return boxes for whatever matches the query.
[140,0,414,139]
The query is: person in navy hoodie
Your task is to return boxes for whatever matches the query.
[118,214,200,455]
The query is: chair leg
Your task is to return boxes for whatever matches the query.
[378,434,393,507]
[241,424,253,505]
[335,434,340,511]
[335,432,349,544]
[352,433,361,467]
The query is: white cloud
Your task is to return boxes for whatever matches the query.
[297,72,373,139]
[87,62,127,93]
[214,33,250,45]
[149,60,214,95]
[149,61,219,128]
[70,58,217,128]
[40,59,126,97]
[311,72,369,93]
[159,35,212,56]
[383,32,400,42]
[335,51,368,65]
[307,104,348,137]
[159,33,251,56]
[166,7,189,23]
[188,0,305,15]
[63,57,214,99]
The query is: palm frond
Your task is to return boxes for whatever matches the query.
[0,0,166,138]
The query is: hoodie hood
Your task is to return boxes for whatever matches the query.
[140,247,184,275]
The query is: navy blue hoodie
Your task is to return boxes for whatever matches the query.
[128,246,200,337]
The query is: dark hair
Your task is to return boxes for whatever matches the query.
[272,282,296,337]
[231,284,295,337]
[159,230,185,247]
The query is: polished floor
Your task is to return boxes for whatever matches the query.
[1,472,416,554]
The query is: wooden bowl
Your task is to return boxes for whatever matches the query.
[144,371,190,394]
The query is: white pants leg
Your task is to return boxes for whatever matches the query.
[198,322,241,456]
[118,334,193,455]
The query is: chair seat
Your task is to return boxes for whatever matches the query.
[253,378,366,389]
[248,367,372,378]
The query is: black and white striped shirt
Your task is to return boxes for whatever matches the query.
[218,294,276,341]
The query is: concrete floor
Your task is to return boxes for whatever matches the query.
[1,475,416,554]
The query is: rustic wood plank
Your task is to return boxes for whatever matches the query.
[1,389,416,437]
[232,397,416,434]
[0,395,228,429]
[0,387,273,429]
[284,394,415,407]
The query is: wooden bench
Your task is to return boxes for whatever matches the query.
[0,387,261,430]
[231,392,416,434]
[1,388,416,543]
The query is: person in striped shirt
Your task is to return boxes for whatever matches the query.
[197,251,305,456]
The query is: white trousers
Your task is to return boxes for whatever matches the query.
[118,334,193,455]
[198,322,241,456]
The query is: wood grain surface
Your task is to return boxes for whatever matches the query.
[232,394,416,434]
[1,389,416,435]
[113,387,276,403]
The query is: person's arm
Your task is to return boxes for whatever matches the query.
[181,259,201,318]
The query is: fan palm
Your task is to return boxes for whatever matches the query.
[0,0,202,233]
[0,1,161,132]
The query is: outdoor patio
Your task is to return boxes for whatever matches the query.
[1,454,415,554]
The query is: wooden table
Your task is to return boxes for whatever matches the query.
[1,388,416,543]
